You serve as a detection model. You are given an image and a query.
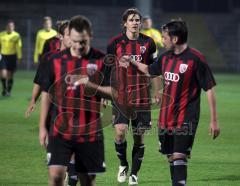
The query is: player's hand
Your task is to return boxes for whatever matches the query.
[101,98,108,108]
[209,120,220,139]
[25,100,36,118]
[154,91,161,105]
[18,58,22,64]
[74,75,89,87]
[119,55,131,68]
[39,126,48,149]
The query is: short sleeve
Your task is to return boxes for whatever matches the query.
[149,38,157,56]
[42,39,50,55]
[147,38,157,65]
[40,58,54,92]
[34,53,50,85]
[196,58,216,91]
[105,39,117,87]
[107,39,116,55]
[101,64,111,86]
[148,55,162,76]
[33,62,44,85]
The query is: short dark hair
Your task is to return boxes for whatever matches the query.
[122,8,142,25]
[161,19,188,44]
[69,15,92,36]
[56,20,69,35]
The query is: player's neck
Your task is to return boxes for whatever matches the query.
[45,28,51,32]
[70,46,90,58]
[70,48,81,58]
[6,30,13,34]
[125,30,139,40]
[60,44,66,51]
[174,43,188,55]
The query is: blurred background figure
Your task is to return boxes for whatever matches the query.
[42,20,63,55]
[0,20,22,96]
[33,16,57,64]
[25,20,70,119]
[141,16,164,54]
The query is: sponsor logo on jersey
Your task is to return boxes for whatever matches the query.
[130,55,142,62]
[140,46,146,54]
[179,64,188,73]
[164,72,180,82]
[87,64,98,76]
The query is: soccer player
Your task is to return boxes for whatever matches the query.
[0,20,22,96]
[34,16,57,64]
[120,19,220,186]
[42,34,60,55]
[25,20,70,118]
[141,16,164,54]
[107,8,159,185]
[42,21,63,54]
[39,15,113,186]
[26,20,79,186]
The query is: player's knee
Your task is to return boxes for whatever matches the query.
[79,173,96,186]
[1,70,7,78]
[115,133,126,143]
[172,153,187,160]
[49,174,64,185]
[49,168,65,185]
[115,124,128,140]
[172,153,188,167]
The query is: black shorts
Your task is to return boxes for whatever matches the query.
[47,136,105,174]
[158,122,198,156]
[0,55,17,72]
[112,103,151,131]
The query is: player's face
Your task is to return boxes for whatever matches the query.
[62,27,71,48]
[142,19,152,29]
[70,28,91,57]
[6,22,15,33]
[162,30,175,51]
[124,14,141,34]
[44,20,52,31]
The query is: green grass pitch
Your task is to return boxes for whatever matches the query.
[0,71,239,186]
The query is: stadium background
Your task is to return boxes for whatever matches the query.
[0,0,240,185]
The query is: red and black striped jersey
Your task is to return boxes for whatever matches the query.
[34,49,60,85]
[107,33,156,108]
[41,48,108,143]
[42,36,60,55]
[149,47,216,129]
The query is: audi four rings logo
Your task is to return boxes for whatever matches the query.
[164,72,180,82]
[131,55,142,62]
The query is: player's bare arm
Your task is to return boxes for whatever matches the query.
[206,88,220,139]
[152,76,162,104]
[39,92,50,149]
[74,75,118,99]
[118,55,150,75]
[25,83,41,117]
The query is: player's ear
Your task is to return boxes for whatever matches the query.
[90,31,93,40]
[172,36,178,44]
[59,34,63,40]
